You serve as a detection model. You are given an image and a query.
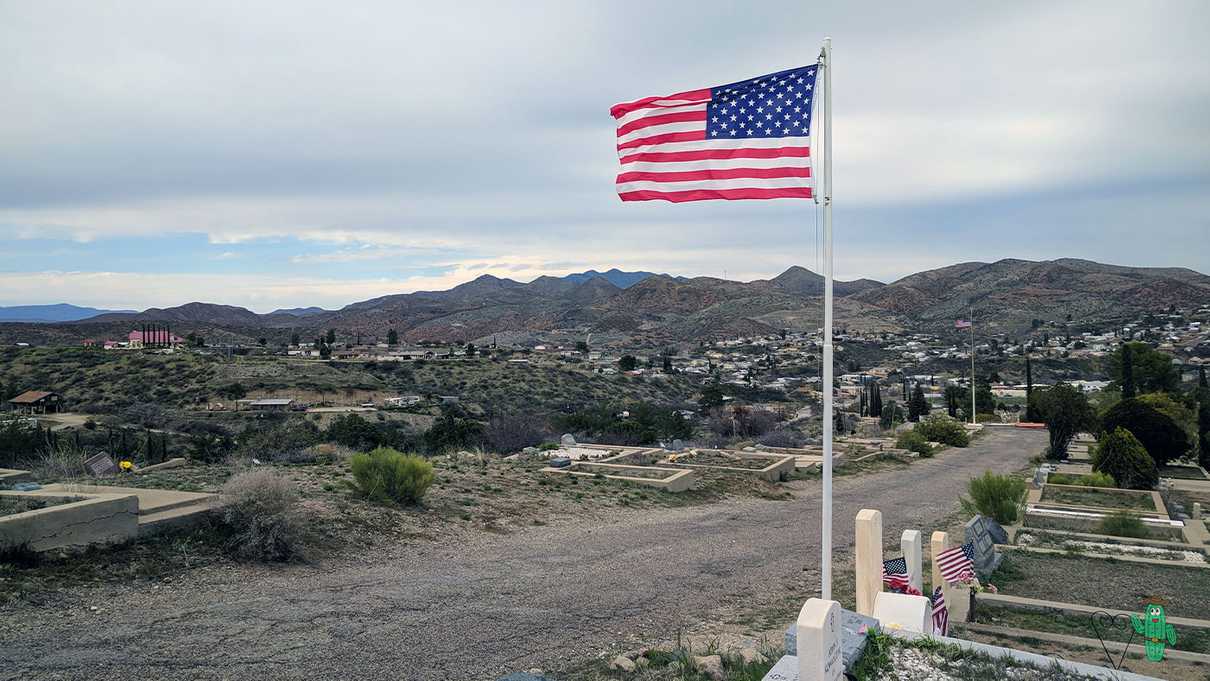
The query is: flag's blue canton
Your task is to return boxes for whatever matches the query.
[883,556,907,575]
[961,542,976,562]
[706,66,816,140]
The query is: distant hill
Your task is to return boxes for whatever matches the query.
[853,258,1210,334]
[559,268,687,289]
[89,302,267,327]
[272,306,329,317]
[767,265,885,297]
[0,303,134,323]
[4,258,1202,346]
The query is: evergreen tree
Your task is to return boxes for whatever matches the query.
[908,384,929,422]
[325,329,336,345]
[1199,365,1207,389]
[871,385,883,418]
[387,329,399,346]
[1025,355,1036,421]
[1121,342,1136,399]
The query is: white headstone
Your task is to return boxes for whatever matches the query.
[560,433,576,446]
[854,509,883,616]
[1194,502,1202,520]
[872,592,933,634]
[796,598,843,681]
[900,529,923,594]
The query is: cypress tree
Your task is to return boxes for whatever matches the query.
[1025,355,1036,421]
[1121,343,1136,399]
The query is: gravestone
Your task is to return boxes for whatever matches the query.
[872,591,932,634]
[901,529,923,594]
[784,608,877,670]
[1033,466,1049,488]
[796,599,843,681]
[84,452,118,477]
[963,515,1004,579]
[559,433,576,446]
[669,438,684,451]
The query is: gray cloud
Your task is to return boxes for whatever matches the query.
[1,0,1208,309]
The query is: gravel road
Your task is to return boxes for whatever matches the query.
[0,428,1045,681]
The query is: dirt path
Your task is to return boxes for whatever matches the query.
[0,428,1045,681]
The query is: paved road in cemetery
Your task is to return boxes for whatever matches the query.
[0,428,1045,681]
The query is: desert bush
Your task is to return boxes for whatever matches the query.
[349,447,434,505]
[1047,471,1115,487]
[975,413,1001,424]
[422,413,484,454]
[1098,511,1149,539]
[708,406,779,439]
[757,428,806,448]
[219,469,308,562]
[483,414,548,454]
[237,419,321,462]
[960,471,1027,524]
[895,430,933,457]
[914,415,969,447]
[1092,427,1158,490]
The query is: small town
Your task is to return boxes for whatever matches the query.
[2,3,1210,681]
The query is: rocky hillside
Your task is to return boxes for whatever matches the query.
[4,259,1206,345]
[853,258,1210,334]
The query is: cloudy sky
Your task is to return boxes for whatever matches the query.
[2,1,1208,312]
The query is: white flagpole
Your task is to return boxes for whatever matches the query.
[970,305,976,425]
[820,36,835,602]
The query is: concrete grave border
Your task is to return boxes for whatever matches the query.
[541,461,696,492]
[660,448,795,482]
[0,490,139,552]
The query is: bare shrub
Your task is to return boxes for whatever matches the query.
[483,414,548,454]
[708,406,780,439]
[30,442,90,482]
[219,469,308,562]
[757,428,806,448]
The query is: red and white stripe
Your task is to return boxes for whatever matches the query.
[610,89,812,203]
[931,588,949,636]
[936,545,975,584]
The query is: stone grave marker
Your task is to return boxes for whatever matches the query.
[1033,466,1049,487]
[669,438,684,451]
[560,433,576,446]
[796,598,843,681]
[785,608,878,672]
[84,452,118,477]
[963,515,1003,578]
[872,591,932,634]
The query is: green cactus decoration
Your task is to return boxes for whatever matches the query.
[1131,604,1177,662]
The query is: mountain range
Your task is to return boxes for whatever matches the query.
[3,259,1208,345]
[0,303,135,323]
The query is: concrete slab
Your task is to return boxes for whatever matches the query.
[41,484,217,515]
[0,468,33,486]
[0,490,138,551]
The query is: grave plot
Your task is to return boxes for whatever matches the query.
[1021,483,1187,542]
[1038,484,1163,513]
[661,448,796,482]
[540,461,696,492]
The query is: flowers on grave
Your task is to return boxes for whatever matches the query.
[119,460,134,472]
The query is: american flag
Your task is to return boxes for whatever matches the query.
[610,65,818,203]
[936,542,976,584]
[931,586,949,636]
[955,319,972,329]
[881,556,911,592]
